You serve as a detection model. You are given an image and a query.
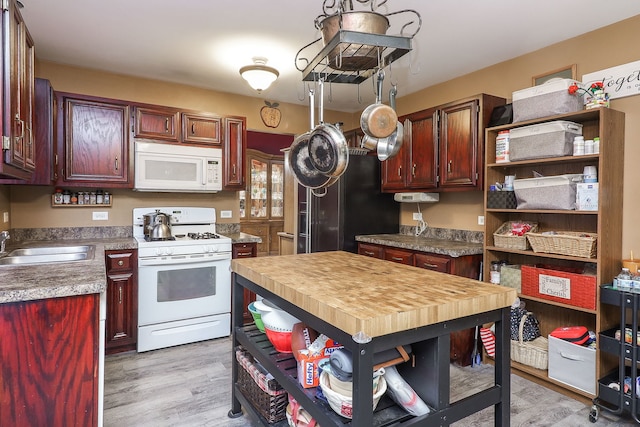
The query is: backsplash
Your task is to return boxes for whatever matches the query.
[10,223,241,242]
[399,225,484,243]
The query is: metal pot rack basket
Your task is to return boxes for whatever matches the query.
[295,30,412,85]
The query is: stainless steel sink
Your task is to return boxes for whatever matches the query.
[8,245,92,256]
[0,245,95,266]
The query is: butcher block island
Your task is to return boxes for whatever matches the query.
[230,251,517,427]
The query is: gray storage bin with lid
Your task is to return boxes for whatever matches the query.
[509,120,582,161]
[512,78,584,122]
[514,174,583,210]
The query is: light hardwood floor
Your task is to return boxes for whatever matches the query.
[104,337,637,426]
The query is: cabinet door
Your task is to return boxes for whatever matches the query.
[105,250,137,354]
[133,106,180,142]
[406,108,438,189]
[269,221,284,255]
[239,223,270,257]
[61,95,130,185]
[0,295,99,426]
[182,113,221,145]
[381,137,406,191]
[358,242,384,259]
[271,161,284,219]
[223,116,246,189]
[415,253,450,273]
[232,242,257,325]
[384,247,414,265]
[0,0,34,180]
[439,99,479,189]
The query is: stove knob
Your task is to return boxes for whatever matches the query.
[165,248,174,256]
[211,246,219,253]
[202,246,210,253]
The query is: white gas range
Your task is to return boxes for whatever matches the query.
[133,207,232,352]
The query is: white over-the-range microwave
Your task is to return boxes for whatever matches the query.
[134,140,222,193]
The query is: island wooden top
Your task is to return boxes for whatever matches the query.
[231,251,516,338]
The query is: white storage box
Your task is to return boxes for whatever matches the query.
[548,335,596,395]
[509,121,583,161]
[512,78,585,122]
[514,174,582,210]
[576,182,599,211]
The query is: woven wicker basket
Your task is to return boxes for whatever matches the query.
[236,348,288,423]
[511,313,548,370]
[526,231,597,258]
[493,221,539,251]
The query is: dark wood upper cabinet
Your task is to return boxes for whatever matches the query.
[182,113,222,145]
[57,93,131,186]
[382,94,505,193]
[0,0,35,180]
[223,116,246,190]
[133,106,180,142]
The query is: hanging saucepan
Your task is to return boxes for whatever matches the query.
[308,122,349,178]
[360,69,397,139]
[379,84,404,160]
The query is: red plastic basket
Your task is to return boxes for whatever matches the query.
[520,265,597,310]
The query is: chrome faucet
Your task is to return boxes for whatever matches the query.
[0,231,9,254]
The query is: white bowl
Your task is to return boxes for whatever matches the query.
[253,299,300,332]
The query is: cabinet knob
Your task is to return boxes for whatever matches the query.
[118,260,124,266]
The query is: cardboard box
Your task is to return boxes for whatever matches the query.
[512,79,585,122]
[548,335,596,394]
[576,182,599,211]
[509,120,582,161]
[296,338,343,388]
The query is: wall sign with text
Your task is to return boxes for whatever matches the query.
[582,59,640,101]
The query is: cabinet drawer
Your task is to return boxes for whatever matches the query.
[384,247,414,265]
[358,243,383,259]
[415,253,450,273]
[106,251,135,272]
[233,243,257,258]
[182,113,221,145]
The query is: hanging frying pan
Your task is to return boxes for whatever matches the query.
[376,84,405,161]
[308,80,349,178]
[360,69,397,139]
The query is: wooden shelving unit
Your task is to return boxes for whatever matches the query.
[482,108,625,399]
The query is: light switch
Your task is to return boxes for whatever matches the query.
[2,212,8,223]
[93,212,109,221]
[220,210,232,218]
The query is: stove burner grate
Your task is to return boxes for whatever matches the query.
[187,232,221,240]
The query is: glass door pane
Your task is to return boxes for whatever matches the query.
[250,158,268,218]
[271,163,284,218]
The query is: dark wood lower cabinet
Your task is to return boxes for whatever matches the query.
[105,249,138,354]
[358,241,482,366]
[232,242,258,324]
[0,294,99,426]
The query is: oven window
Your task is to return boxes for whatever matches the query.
[156,265,216,302]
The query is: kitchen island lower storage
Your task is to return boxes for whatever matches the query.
[229,251,517,426]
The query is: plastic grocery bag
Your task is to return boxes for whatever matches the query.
[383,365,430,416]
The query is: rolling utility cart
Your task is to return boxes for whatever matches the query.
[591,286,640,423]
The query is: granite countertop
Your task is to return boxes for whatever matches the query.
[355,234,483,257]
[0,238,137,304]
[231,251,515,338]
[225,232,262,244]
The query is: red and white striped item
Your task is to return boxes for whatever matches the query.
[480,328,496,358]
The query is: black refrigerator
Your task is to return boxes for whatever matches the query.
[297,153,399,254]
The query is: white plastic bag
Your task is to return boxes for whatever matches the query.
[383,365,430,416]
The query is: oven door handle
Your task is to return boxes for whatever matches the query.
[138,253,231,266]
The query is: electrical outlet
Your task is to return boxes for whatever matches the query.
[412,212,423,221]
[220,210,232,219]
[478,215,485,225]
[92,212,109,221]
[2,212,8,223]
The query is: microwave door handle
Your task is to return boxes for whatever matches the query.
[202,159,207,186]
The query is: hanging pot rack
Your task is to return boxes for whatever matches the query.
[295,1,421,85]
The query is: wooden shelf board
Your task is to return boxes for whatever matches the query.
[485,246,598,263]
[518,294,597,314]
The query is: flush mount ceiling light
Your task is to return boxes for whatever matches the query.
[239,57,279,93]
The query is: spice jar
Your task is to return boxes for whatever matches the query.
[53,188,64,205]
[70,192,78,205]
[96,190,104,204]
[103,191,111,205]
[77,191,84,205]
[89,192,97,205]
[62,189,71,205]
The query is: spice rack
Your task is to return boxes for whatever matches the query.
[51,190,113,208]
